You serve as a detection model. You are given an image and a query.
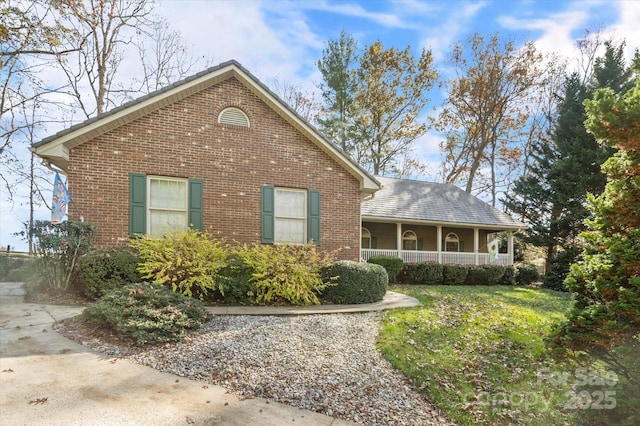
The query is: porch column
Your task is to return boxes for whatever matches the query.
[474,228,479,265]
[508,231,514,265]
[436,225,442,263]
[396,223,403,258]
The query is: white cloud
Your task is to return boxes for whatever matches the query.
[418,1,489,62]
[498,9,588,66]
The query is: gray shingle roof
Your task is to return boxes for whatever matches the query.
[362,176,525,229]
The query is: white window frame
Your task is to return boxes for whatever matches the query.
[274,187,307,244]
[361,227,371,249]
[403,230,418,251]
[445,232,459,252]
[147,176,189,237]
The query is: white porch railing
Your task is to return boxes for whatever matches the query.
[361,249,513,266]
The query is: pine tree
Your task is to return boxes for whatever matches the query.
[561,78,640,346]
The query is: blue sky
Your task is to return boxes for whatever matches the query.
[1,0,639,251]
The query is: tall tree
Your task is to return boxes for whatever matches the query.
[1,0,79,200]
[55,0,155,117]
[316,30,358,156]
[505,41,637,283]
[561,77,640,345]
[437,33,545,206]
[352,41,437,175]
[270,77,317,122]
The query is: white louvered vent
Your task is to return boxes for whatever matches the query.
[218,107,250,127]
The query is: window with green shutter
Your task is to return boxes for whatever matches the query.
[129,174,203,237]
[261,186,320,245]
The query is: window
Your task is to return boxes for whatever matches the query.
[218,107,250,127]
[445,232,459,252]
[362,227,371,249]
[261,185,320,245]
[148,177,188,237]
[129,173,203,237]
[403,230,417,250]
[275,188,307,244]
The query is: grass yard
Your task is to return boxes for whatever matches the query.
[377,285,639,426]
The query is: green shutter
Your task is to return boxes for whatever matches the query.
[129,173,147,237]
[308,189,320,245]
[188,179,203,231]
[371,236,377,249]
[459,241,464,252]
[417,239,423,251]
[261,185,274,243]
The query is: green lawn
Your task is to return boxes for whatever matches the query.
[377,285,639,426]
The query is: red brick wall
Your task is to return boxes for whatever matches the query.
[67,77,362,261]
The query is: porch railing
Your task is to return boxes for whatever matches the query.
[361,249,513,266]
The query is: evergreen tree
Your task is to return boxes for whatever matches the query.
[504,42,635,289]
[561,78,640,346]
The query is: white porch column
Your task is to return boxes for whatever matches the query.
[396,223,403,258]
[474,227,479,265]
[508,231,514,265]
[436,225,442,263]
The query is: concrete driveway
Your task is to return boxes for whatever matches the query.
[0,282,353,425]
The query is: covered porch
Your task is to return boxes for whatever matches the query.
[361,221,515,266]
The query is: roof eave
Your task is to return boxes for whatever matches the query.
[361,214,526,231]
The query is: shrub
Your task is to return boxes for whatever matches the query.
[465,265,506,286]
[129,229,228,300]
[320,261,388,304]
[78,247,142,300]
[233,243,336,306]
[82,282,209,345]
[398,262,443,285]
[20,220,96,294]
[367,256,403,283]
[442,264,468,285]
[500,266,516,285]
[516,264,541,286]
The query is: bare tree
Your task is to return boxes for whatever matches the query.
[270,77,317,123]
[55,0,155,117]
[437,33,546,206]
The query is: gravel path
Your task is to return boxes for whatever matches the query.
[57,312,454,425]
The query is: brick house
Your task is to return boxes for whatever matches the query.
[33,60,380,261]
[34,60,525,265]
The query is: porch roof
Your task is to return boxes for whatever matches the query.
[362,176,526,230]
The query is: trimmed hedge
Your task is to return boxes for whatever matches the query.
[367,256,403,283]
[465,265,507,286]
[442,264,469,285]
[398,262,444,285]
[516,264,541,286]
[321,261,388,304]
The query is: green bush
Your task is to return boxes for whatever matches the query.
[516,264,541,286]
[367,256,403,283]
[78,247,142,300]
[465,265,506,285]
[542,248,579,292]
[129,229,229,300]
[1,256,34,282]
[398,262,444,285]
[320,260,388,304]
[20,220,96,294]
[82,282,209,345]
[233,243,335,306]
[500,266,516,285]
[442,264,468,285]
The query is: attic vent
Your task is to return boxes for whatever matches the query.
[218,107,250,127]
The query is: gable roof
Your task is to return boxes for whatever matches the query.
[33,60,379,195]
[362,176,526,230]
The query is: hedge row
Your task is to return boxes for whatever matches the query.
[76,230,389,306]
[397,262,539,286]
